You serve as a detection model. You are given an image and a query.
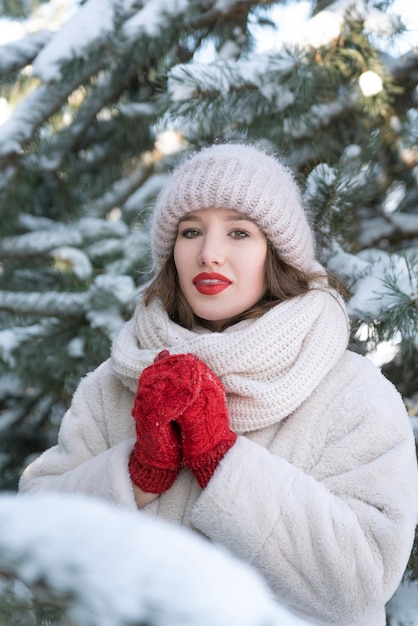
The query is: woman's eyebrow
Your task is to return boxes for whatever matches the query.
[178,213,256,223]
[224,215,256,223]
[178,214,200,223]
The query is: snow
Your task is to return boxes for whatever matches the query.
[296,9,343,50]
[0,0,413,146]
[118,102,157,118]
[51,246,93,280]
[87,274,137,337]
[168,62,236,102]
[123,173,170,214]
[0,224,82,255]
[168,51,301,105]
[253,0,414,54]
[0,493,312,626]
[326,245,418,325]
[0,217,128,256]
[122,0,190,41]
[92,273,135,305]
[305,163,337,197]
[386,579,418,626]
[0,321,58,367]
[0,31,52,74]
[32,0,134,82]
[67,336,85,358]
[383,181,407,214]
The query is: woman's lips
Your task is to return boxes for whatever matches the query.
[193,272,232,295]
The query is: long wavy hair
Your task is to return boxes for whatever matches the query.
[143,243,339,331]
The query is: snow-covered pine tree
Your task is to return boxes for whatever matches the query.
[0,0,263,489]
[0,0,417,579]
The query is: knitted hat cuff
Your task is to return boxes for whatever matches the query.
[151,143,316,272]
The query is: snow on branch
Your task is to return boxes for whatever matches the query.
[385,49,418,82]
[122,0,269,43]
[283,93,357,139]
[357,214,418,248]
[88,161,153,218]
[32,0,138,82]
[0,60,104,158]
[168,50,302,107]
[0,217,128,258]
[0,290,88,317]
[0,31,52,75]
[37,64,150,172]
[122,0,190,40]
[0,493,310,626]
[189,0,276,30]
[122,172,170,216]
[327,244,418,339]
[289,0,403,51]
[0,274,136,338]
[0,319,60,367]
[0,228,83,258]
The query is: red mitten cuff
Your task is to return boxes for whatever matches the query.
[129,444,178,494]
[185,432,237,488]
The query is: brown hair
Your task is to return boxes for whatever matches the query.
[143,244,340,331]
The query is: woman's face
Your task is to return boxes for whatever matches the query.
[174,207,268,330]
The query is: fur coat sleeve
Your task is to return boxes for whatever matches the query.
[191,353,418,625]
[18,361,138,509]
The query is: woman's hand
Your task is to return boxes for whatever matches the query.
[129,350,237,496]
[132,483,160,508]
[174,356,237,488]
[129,350,199,494]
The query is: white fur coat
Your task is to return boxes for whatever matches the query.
[19,294,418,626]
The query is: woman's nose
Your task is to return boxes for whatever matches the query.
[197,235,224,266]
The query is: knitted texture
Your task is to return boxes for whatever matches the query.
[151,143,316,272]
[129,349,236,490]
[129,350,199,493]
[173,355,237,488]
[111,288,350,434]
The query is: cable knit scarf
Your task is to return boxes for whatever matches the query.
[111,290,350,434]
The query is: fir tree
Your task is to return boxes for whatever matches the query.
[0,0,417,614]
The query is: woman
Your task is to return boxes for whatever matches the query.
[19,143,418,625]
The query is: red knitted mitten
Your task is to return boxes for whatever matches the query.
[129,350,201,493]
[176,359,237,489]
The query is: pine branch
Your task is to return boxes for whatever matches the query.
[36,60,158,172]
[188,0,277,29]
[0,218,128,259]
[384,48,418,84]
[376,268,418,341]
[358,214,418,247]
[0,31,53,76]
[0,275,136,335]
[0,58,108,159]
[87,162,154,219]
[0,291,87,317]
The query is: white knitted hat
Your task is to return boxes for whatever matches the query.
[151,143,316,272]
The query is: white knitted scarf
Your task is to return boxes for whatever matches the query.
[111,291,349,434]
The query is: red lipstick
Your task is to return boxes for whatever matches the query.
[193,272,231,295]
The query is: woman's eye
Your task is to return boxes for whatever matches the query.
[229,229,249,239]
[180,228,201,238]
